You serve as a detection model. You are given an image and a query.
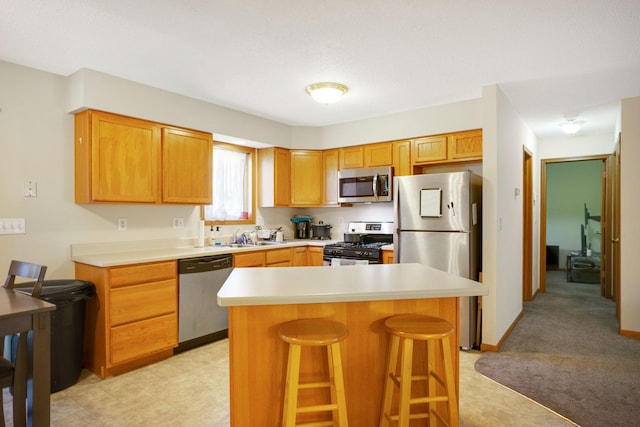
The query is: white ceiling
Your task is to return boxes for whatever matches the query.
[2,0,640,140]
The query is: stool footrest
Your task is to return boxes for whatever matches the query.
[297,421,336,427]
[299,381,331,390]
[297,403,338,413]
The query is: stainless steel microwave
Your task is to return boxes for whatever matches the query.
[338,166,393,203]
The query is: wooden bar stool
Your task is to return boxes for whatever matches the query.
[380,314,458,427]
[278,318,349,427]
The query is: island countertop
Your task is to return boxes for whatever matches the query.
[217,263,488,306]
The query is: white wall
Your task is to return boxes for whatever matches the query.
[620,96,640,333]
[480,85,538,347]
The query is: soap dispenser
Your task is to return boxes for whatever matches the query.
[208,226,216,246]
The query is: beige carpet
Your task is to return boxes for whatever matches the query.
[475,271,640,427]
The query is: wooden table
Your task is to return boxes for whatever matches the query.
[0,288,55,427]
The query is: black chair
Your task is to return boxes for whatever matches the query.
[1,260,47,427]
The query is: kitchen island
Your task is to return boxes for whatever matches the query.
[218,263,488,426]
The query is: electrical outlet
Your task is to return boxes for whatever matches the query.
[172,217,184,229]
[23,180,37,197]
[0,218,26,235]
[338,217,345,225]
[118,218,127,231]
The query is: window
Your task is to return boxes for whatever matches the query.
[202,142,255,224]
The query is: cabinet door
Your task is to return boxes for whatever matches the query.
[392,140,411,176]
[266,248,292,267]
[340,146,364,169]
[308,247,324,266]
[290,150,322,206]
[258,147,290,207]
[234,251,265,267]
[323,149,340,206]
[449,129,483,161]
[90,111,161,202]
[382,250,395,264]
[412,136,447,164]
[162,127,212,204]
[292,247,308,266]
[110,313,178,365]
[365,142,393,167]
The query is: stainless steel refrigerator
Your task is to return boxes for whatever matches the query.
[393,171,482,349]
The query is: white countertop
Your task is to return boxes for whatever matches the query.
[217,263,487,306]
[71,239,334,267]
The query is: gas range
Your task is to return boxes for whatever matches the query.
[323,221,393,264]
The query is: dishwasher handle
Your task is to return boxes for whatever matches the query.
[179,255,233,274]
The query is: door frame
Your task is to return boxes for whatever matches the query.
[522,147,534,301]
[539,155,609,294]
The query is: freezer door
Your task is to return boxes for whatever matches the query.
[396,231,470,277]
[395,171,472,232]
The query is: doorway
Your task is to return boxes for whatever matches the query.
[539,156,610,298]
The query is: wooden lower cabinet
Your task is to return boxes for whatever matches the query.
[75,260,178,378]
[382,249,394,264]
[308,247,324,266]
[292,247,308,266]
[266,248,292,267]
[233,251,266,267]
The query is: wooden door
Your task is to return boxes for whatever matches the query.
[162,127,212,204]
[613,135,621,319]
[364,142,392,166]
[290,150,322,206]
[323,149,339,205]
[340,146,364,169]
[449,130,483,161]
[522,148,533,301]
[412,136,447,164]
[91,112,161,203]
[392,140,411,176]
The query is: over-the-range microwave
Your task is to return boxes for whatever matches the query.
[338,166,393,203]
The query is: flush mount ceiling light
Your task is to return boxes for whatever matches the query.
[305,82,348,104]
[561,120,584,135]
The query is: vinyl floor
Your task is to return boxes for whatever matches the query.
[2,338,576,426]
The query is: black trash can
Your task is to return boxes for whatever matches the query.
[9,279,96,393]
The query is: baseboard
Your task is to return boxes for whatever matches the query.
[480,310,524,352]
[620,329,640,340]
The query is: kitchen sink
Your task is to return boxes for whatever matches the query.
[218,241,286,248]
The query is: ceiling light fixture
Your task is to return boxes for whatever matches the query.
[306,82,348,104]
[561,120,583,135]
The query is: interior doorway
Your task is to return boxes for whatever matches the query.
[539,156,610,297]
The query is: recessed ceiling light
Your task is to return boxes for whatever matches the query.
[561,120,583,135]
[306,82,348,104]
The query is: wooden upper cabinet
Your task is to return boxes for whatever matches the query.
[449,129,483,161]
[412,129,482,165]
[340,145,364,169]
[75,110,161,203]
[258,147,290,207]
[290,150,323,206]
[162,127,212,204]
[74,110,213,204]
[323,149,339,206]
[364,142,393,167]
[392,140,411,176]
[412,135,448,164]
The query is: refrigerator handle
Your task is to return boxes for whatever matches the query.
[373,173,379,200]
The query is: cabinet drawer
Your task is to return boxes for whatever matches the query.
[110,279,177,326]
[110,313,177,366]
[266,248,292,266]
[109,261,176,287]
[234,251,265,267]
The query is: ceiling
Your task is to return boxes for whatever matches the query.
[2,0,640,141]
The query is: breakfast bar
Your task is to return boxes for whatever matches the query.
[218,263,488,426]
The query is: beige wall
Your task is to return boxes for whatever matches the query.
[1,59,636,343]
[620,96,640,333]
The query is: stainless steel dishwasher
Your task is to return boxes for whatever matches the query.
[176,254,233,353]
